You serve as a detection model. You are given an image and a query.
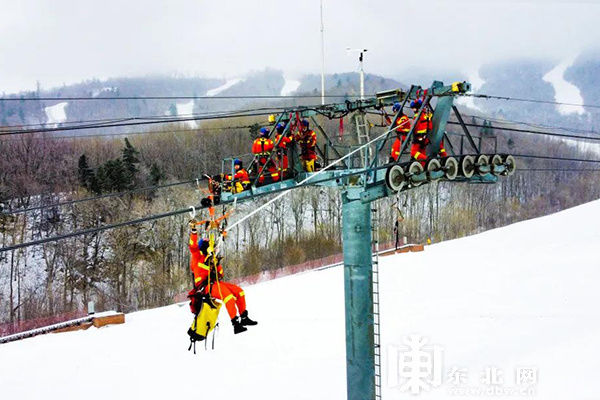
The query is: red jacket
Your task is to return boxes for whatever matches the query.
[395,115,411,134]
[295,130,317,160]
[252,138,274,156]
[189,232,223,289]
[414,112,433,135]
[225,168,250,184]
[275,133,293,149]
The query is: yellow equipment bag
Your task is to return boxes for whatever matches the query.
[187,298,221,352]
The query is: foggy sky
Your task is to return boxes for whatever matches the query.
[1,0,599,93]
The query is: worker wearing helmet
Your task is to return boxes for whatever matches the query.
[274,122,293,173]
[409,99,432,164]
[252,127,275,166]
[188,221,257,334]
[390,102,412,162]
[224,158,250,193]
[252,126,283,184]
[295,119,318,172]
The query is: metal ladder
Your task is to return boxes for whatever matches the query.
[371,206,382,400]
[354,112,372,166]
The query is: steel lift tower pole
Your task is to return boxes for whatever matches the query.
[219,80,516,400]
[342,188,376,400]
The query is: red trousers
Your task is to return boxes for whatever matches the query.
[411,143,427,161]
[210,281,247,320]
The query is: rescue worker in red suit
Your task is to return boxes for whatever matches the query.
[252,127,274,166]
[252,127,280,184]
[295,119,318,172]
[409,99,432,165]
[274,122,293,177]
[409,99,447,162]
[188,221,257,334]
[389,102,412,162]
[224,158,250,193]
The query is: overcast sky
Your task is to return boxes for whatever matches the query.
[1,0,599,93]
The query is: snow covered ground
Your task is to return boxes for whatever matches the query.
[543,57,586,116]
[2,200,600,399]
[175,100,197,128]
[280,76,300,96]
[44,102,68,126]
[205,78,242,96]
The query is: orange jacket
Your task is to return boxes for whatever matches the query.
[225,168,250,184]
[414,111,433,135]
[395,115,411,134]
[275,133,293,149]
[295,130,317,160]
[252,138,274,156]
[189,232,223,288]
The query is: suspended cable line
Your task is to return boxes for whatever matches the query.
[446,121,600,142]
[0,107,286,136]
[460,93,600,110]
[1,179,200,216]
[0,94,362,102]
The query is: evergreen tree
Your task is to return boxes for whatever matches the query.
[77,154,95,189]
[149,163,165,186]
[96,165,108,193]
[88,174,101,195]
[104,159,128,192]
[121,138,140,189]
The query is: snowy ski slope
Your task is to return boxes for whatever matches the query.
[1,200,600,399]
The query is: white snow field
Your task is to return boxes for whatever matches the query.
[44,102,68,126]
[2,200,600,399]
[543,57,586,116]
[175,100,197,128]
[205,78,242,96]
[280,76,301,96]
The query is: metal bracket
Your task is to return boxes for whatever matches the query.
[452,105,480,154]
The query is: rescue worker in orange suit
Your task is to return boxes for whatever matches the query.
[295,119,318,172]
[274,122,293,176]
[409,99,432,165]
[389,102,412,162]
[252,127,280,184]
[188,221,257,334]
[252,127,274,166]
[224,158,250,193]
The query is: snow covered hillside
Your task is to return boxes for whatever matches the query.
[1,200,600,399]
[44,102,68,126]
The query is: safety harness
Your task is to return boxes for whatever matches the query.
[186,200,234,353]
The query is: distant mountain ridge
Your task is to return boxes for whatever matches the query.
[1,54,598,134]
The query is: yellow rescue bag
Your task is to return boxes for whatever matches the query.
[187,298,221,351]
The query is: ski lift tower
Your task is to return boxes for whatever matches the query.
[219,80,515,400]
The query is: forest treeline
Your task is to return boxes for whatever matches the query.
[1,114,599,326]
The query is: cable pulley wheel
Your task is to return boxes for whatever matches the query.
[444,157,459,180]
[385,164,406,192]
[476,154,490,176]
[426,159,442,181]
[503,155,517,176]
[408,161,425,187]
[461,155,475,178]
[491,154,503,176]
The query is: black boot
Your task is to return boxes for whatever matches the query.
[240,310,258,326]
[231,316,247,334]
